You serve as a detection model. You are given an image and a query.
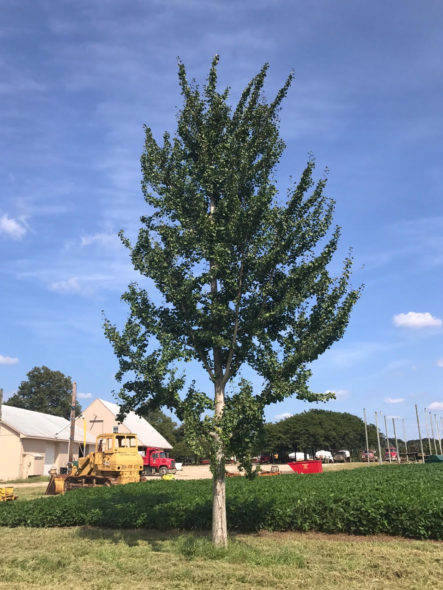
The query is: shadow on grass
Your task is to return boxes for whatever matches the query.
[75,526,184,548]
[74,528,306,567]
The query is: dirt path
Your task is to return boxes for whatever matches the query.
[4,461,373,487]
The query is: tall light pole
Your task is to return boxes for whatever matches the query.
[424,408,432,455]
[402,418,408,461]
[392,417,401,463]
[375,411,382,465]
[363,408,370,465]
[415,404,425,463]
[384,414,391,463]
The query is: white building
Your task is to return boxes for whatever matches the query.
[0,405,95,481]
[0,398,173,481]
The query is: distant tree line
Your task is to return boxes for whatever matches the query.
[7,369,435,460]
[143,408,387,462]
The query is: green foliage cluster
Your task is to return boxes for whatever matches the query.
[5,366,80,419]
[1,465,441,539]
[103,57,361,479]
[263,409,380,457]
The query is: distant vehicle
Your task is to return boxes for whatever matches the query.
[200,458,210,465]
[384,447,398,461]
[333,450,351,463]
[259,454,272,464]
[315,450,334,463]
[361,449,377,462]
[142,447,176,476]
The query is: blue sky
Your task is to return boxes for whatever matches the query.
[1,0,442,441]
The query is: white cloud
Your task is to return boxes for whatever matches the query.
[50,277,81,294]
[325,389,350,401]
[78,392,92,400]
[274,412,292,421]
[384,397,405,404]
[437,359,443,368]
[393,312,442,328]
[0,214,26,239]
[428,401,443,411]
[0,355,19,365]
[80,233,118,247]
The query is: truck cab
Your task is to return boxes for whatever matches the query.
[142,447,176,476]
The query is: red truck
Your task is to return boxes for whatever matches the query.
[142,448,176,476]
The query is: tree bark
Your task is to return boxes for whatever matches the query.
[212,380,227,547]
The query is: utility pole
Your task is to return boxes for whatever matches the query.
[363,408,370,465]
[435,415,442,455]
[415,404,425,463]
[392,417,400,463]
[384,414,391,463]
[375,411,382,465]
[424,408,432,455]
[67,381,77,466]
[402,418,408,462]
[429,411,436,456]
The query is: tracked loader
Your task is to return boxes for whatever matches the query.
[46,432,143,495]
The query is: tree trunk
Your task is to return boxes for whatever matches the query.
[212,380,227,547]
[212,439,227,547]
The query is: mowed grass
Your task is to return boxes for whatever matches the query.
[0,527,441,590]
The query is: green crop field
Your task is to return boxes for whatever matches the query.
[1,464,442,539]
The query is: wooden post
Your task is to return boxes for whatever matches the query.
[363,408,370,465]
[67,382,77,465]
[429,411,436,455]
[384,414,391,463]
[415,404,425,463]
[375,411,382,465]
[402,418,408,461]
[436,416,443,455]
[424,408,432,455]
[392,417,400,463]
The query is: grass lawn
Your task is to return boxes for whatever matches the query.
[0,527,441,589]
[0,476,49,484]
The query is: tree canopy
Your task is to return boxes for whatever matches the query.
[5,365,80,419]
[104,56,361,545]
[263,409,380,457]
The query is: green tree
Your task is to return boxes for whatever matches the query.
[263,410,379,458]
[6,366,80,419]
[104,57,361,546]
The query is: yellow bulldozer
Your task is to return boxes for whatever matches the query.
[46,432,143,495]
[0,487,17,501]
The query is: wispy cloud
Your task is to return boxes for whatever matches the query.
[50,277,81,294]
[384,397,405,404]
[326,342,391,367]
[80,233,119,247]
[78,392,93,400]
[274,412,292,421]
[437,358,443,368]
[0,214,27,239]
[428,401,443,411]
[325,389,350,401]
[0,354,19,365]
[393,312,442,328]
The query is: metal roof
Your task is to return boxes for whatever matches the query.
[0,404,95,443]
[99,399,173,449]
